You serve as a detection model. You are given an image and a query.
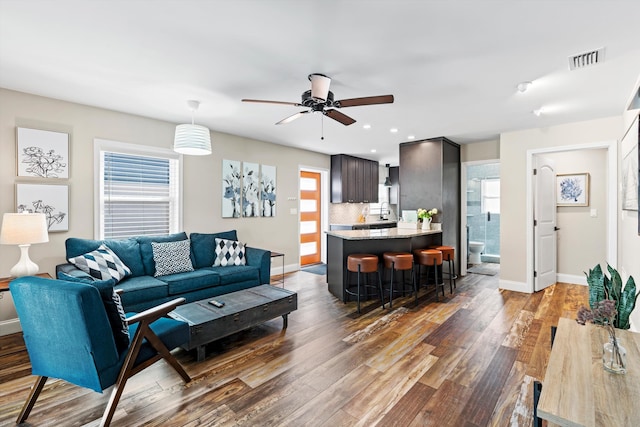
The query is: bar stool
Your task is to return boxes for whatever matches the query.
[431,245,456,293]
[413,249,445,301]
[382,252,416,308]
[345,254,384,314]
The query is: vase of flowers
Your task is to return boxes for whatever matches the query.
[417,208,438,230]
[577,300,627,374]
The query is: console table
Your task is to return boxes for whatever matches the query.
[1,273,51,292]
[537,317,640,426]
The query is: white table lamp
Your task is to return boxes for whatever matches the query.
[0,213,49,277]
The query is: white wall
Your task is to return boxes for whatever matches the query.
[620,109,640,330]
[499,116,622,291]
[547,149,607,281]
[0,88,329,334]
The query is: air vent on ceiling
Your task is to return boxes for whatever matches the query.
[569,47,605,70]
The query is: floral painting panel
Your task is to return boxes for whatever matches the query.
[556,173,589,207]
[261,164,276,217]
[222,159,241,218]
[17,127,69,179]
[242,162,260,217]
[16,183,69,231]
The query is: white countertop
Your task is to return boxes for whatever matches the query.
[326,227,442,240]
[330,220,397,227]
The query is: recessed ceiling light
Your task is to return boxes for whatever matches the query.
[370,149,377,153]
[517,81,532,93]
[363,124,371,129]
[390,128,398,133]
[408,135,415,140]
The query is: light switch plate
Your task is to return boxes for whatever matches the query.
[590,208,597,217]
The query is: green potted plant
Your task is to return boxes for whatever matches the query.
[578,264,638,374]
[584,264,637,330]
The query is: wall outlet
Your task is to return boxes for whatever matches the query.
[290,208,297,215]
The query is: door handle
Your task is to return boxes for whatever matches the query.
[487,211,491,221]
[554,226,560,231]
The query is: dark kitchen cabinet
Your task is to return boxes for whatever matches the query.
[399,137,460,271]
[331,154,379,203]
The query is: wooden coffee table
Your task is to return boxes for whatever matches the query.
[168,285,297,361]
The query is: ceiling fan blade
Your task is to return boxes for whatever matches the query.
[324,109,356,126]
[276,110,310,125]
[242,99,302,107]
[335,94,394,108]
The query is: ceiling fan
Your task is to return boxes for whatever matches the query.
[242,73,394,126]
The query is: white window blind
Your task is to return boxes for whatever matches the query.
[481,178,500,214]
[96,141,181,239]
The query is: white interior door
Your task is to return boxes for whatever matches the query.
[534,156,557,291]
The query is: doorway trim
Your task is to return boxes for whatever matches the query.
[526,140,617,293]
[461,158,500,276]
[299,165,329,266]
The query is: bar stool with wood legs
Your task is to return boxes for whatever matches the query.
[382,252,416,308]
[345,254,384,314]
[431,245,456,293]
[413,249,445,301]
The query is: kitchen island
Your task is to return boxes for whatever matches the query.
[326,227,443,302]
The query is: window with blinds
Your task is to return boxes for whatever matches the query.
[96,140,181,239]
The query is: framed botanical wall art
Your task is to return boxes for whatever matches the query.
[261,164,277,217]
[556,173,589,207]
[222,159,241,218]
[242,162,260,217]
[16,183,69,232]
[17,127,69,178]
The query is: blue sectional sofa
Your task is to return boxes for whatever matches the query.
[56,230,271,312]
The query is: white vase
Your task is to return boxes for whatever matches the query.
[422,218,432,230]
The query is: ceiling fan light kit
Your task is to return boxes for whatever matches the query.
[174,100,212,155]
[242,73,394,127]
[309,73,331,102]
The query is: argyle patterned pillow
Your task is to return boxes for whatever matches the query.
[68,244,131,282]
[213,238,246,266]
[151,239,194,277]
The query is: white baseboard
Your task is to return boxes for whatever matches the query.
[499,279,531,293]
[270,263,300,277]
[556,273,587,286]
[0,318,21,336]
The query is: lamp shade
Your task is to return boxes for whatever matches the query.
[0,213,49,245]
[174,124,212,156]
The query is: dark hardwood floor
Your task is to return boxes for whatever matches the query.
[0,269,587,426]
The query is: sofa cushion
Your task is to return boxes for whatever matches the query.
[205,265,260,285]
[152,240,194,277]
[115,275,169,309]
[68,244,132,283]
[136,232,188,276]
[214,238,246,266]
[190,231,238,269]
[66,237,145,277]
[161,269,221,295]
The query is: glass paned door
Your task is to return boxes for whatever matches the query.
[300,171,321,266]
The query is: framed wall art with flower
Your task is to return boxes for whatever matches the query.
[17,127,69,179]
[556,173,589,207]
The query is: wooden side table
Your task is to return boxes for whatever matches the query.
[270,252,285,287]
[0,272,52,292]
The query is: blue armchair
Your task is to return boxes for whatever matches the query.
[10,276,191,426]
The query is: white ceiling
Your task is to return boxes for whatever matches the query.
[1,0,639,165]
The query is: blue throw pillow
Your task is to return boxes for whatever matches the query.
[58,272,130,353]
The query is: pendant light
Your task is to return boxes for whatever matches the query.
[383,163,392,186]
[174,100,212,155]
